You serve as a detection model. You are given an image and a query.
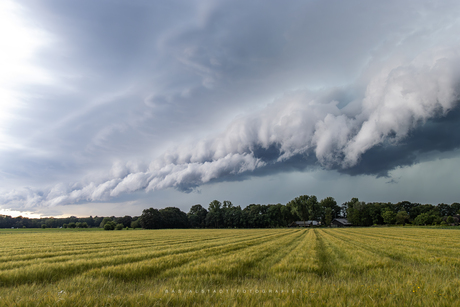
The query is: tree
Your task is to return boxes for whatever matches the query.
[130,219,140,229]
[159,207,189,228]
[225,205,244,228]
[319,197,340,225]
[414,213,430,225]
[382,209,396,225]
[99,217,112,228]
[346,198,362,225]
[140,208,163,229]
[187,204,208,228]
[45,218,58,228]
[120,216,132,228]
[206,200,223,228]
[369,203,384,225]
[222,201,234,228]
[104,221,116,230]
[413,211,439,225]
[243,204,269,228]
[410,204,436,220]
[93,216,103,227]
[287,195,310,224]
[324,207,333,227]
[267,204,287,227]
[80,217,94,227]
[437,203,454,217]
[398,201,416,216]
[395,211,409,225]
[451,203,460,214]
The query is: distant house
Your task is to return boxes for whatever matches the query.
[289,220,320,227]
[331,218,352,227]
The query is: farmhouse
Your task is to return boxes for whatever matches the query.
[331,218,352,227]
[289,220,320,227]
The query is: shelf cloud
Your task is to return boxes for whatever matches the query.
[2,0,460,214]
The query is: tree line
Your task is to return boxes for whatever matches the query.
[2,195,459,229]
[0,215,140,229]
[139,196,460,229]
[344,198,460,226]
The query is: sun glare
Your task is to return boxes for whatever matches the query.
[0,0,52,149]
[0,0,50,85]
[0,208,42,219]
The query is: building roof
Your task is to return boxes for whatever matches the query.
[332,218,352,226]
[291,220,320,226]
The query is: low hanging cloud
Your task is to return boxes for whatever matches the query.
[2,46,460,209]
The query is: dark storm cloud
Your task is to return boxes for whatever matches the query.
[200,102,460,180]
[2,0,460,211]
[340,103,460,177]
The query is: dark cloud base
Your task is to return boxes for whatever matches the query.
[342,101,460,177]
[184,102,460,193]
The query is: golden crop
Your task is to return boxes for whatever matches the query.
[0,227,458,306]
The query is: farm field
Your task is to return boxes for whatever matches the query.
[0,228,459,306]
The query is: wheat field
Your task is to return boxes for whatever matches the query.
[0,227,458,306]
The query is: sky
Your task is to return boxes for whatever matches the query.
[1,0,460,218]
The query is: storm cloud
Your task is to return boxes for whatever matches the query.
[2,0,460,213]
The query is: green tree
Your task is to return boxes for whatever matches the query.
[93,216,103,227]
[324,207,333,227]
[226,205,244,228]
[319,197,340,225]
[206,200,223,228]
[395,211,409,225]
[140,208,163,229]
[287,195,310,224]
[414,213,430,225]
[382,209,396,225]
[120,216,132,228]
[187,204,208,228]
[99,217,112,228]
[398,201,416,216]
[104,221,116,230]
[410,204,436,220]
[369,203,384,225]
[243,204,269,228]
[159,207,189,228]
[346,198,363,226]
[437,203,454,217]
[130,219,140,229]
[267,204,289,227]
[222,201,234,228]
[451,203,460,214]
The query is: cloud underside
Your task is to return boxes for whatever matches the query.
[2,46,460,209]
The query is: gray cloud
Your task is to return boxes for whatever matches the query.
[2,0,460,212]
[3,45,460,209]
